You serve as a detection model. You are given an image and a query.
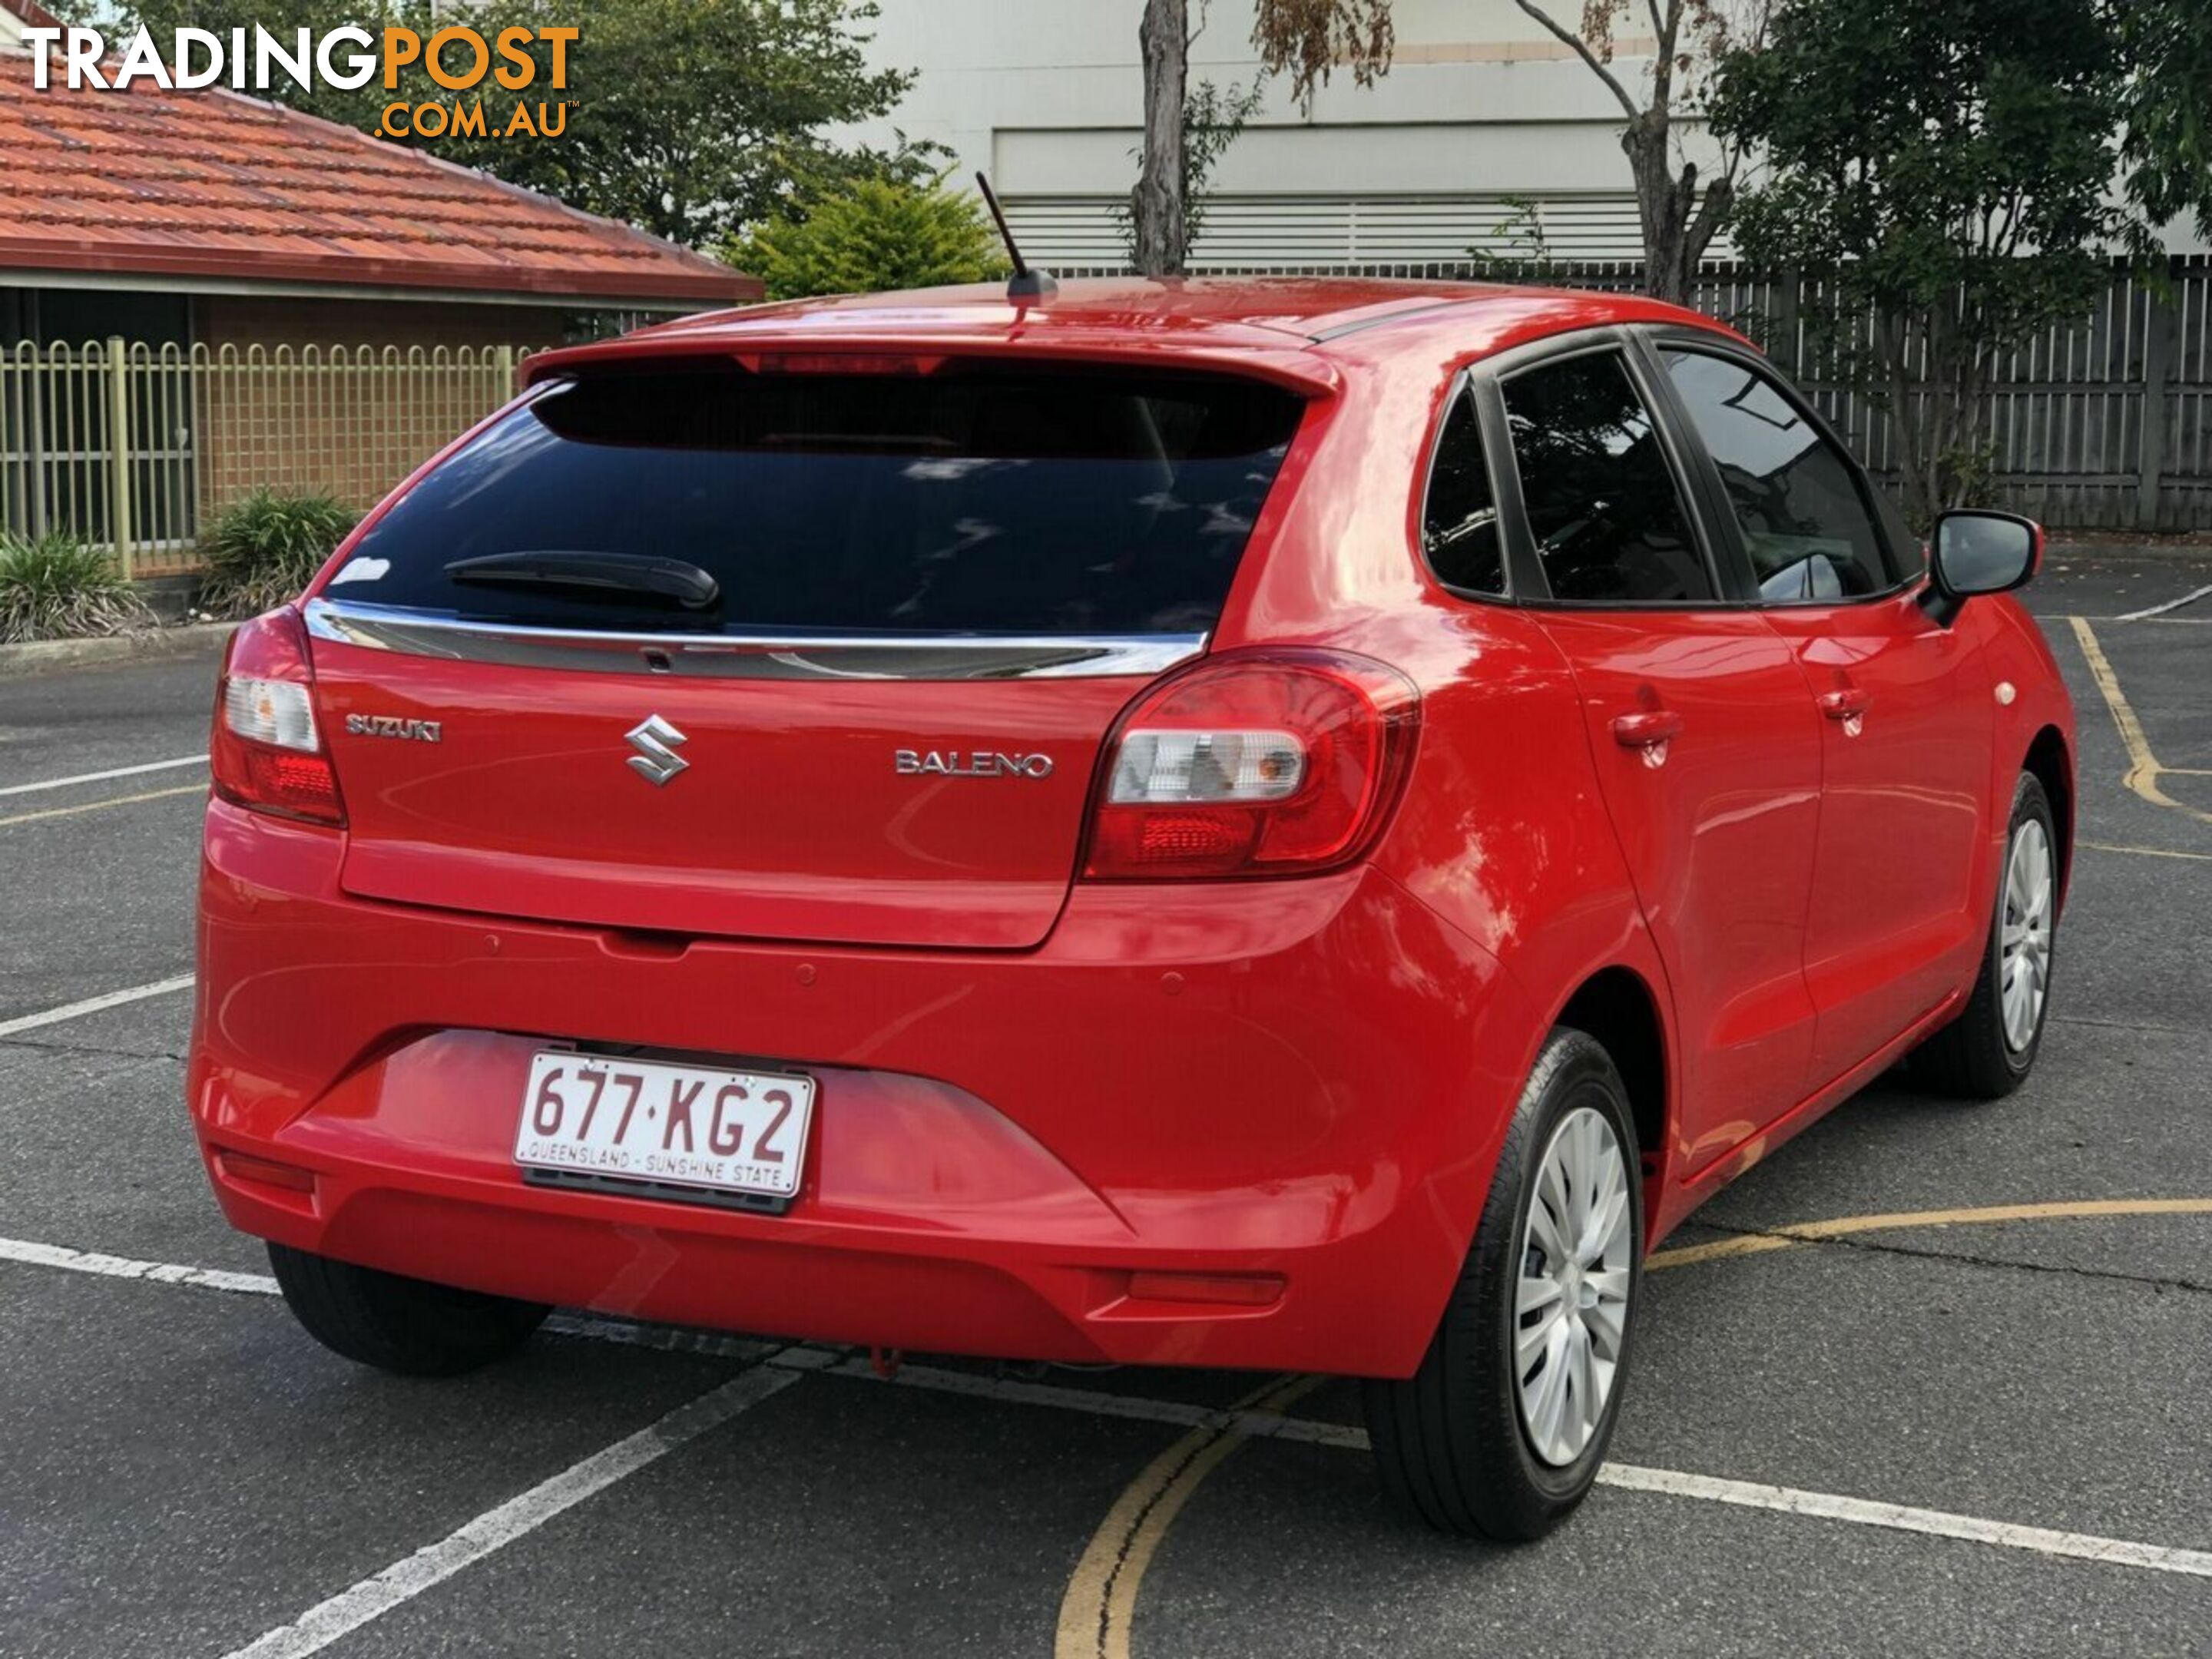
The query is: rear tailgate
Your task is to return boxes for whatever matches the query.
[310,632,1155,949]
[305,356,1306,949]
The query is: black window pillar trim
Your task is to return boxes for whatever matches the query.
[1622,327,1764,604]
[1463,324,1739,613]
[1471,374,1549,604]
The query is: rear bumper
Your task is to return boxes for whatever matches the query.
[189,800,1531,1377]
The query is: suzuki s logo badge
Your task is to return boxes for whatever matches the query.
[895,749,1055,780]
[625,714,689,786]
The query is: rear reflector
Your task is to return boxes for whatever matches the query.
[214,1147,317,1194]
[210,608,346,828]
[1084,649,1418,880]
[1126,1270,1286,1307]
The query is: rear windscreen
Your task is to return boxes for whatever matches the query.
[329,363,1306,636]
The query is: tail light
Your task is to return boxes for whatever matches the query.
[1083,649,1418,879]
[210,607,346,827]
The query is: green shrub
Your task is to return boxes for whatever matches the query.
[197,488,361,618]
[0,532,156,644]
[732,174,1007,300]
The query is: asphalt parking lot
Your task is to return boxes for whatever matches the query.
[2,550,2207,1659]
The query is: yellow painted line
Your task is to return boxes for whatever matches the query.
[1055,1373,1324,1659]
[2068,616,2212,828]
[1647,1197,2212,1271]
[2079,839,2212,863]
[0,782,204,829]
[1049,1195,2212,1658]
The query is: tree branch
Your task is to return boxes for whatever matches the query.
[1684,166,1733,266]
[1513,0,1641,118]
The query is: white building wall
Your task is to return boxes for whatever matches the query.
[845,1,2207,267]
[843,0,1722,267]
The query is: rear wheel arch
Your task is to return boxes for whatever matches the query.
[1551,967,1669,1202]
[2022,724,2073,912]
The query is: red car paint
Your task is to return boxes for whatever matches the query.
[188,278,2074,1376]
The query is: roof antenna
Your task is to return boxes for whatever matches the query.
[976,173,1057,302]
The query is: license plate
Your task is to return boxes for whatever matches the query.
[515,1051,814,1207]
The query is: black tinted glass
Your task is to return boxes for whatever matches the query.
[333,364,1303,635]
[1422,387,1505,595]
[1663,349,1892,600]
[1502,353,1710,604]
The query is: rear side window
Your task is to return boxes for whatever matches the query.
[1421,386,1505,596]
[1501,352,1713,604]
[1662,349,1894,600]
[333,363,1305,636]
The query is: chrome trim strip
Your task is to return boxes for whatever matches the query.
[302,598,1206,681]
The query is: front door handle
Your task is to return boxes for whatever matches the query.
[1611,710,1684,747]
[1817,687,1872,721]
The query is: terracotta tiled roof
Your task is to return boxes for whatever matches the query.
[0,51,760,306]
[2,2,65,31]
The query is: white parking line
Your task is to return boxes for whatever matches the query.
[0,974,196,1040]
[219,1365,797,1659]
[0,753,207,798]
[1599,1465,2212,1578]
[0,1240,775,1362]
[2112,582,2212,621]
[0,1234,276,1295]
[7,1233,2209,1583]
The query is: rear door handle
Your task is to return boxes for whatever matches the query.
[1611,710,1684,747]
[1817,688,1872,721]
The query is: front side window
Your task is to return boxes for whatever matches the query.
[1421,385,1505,596]
[1501,352,1713,604]
[1662,349,1893,601]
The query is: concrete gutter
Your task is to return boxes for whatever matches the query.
[0,622,233,678]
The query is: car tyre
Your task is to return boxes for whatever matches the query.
[1362,1028,1642,1541]
[267,1244,549,1376]
[1912,771,2058,1100]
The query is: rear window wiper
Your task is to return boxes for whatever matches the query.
[443,551,720,611]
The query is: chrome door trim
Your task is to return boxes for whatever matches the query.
[301,598,1207,681]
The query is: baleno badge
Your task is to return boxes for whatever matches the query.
[895,750,1055,780]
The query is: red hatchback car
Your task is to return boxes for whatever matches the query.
[190,278,2073,1539]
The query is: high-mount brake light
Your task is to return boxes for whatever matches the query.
[738,353,945,376]
[1083,649,1419,880]
[210,607,345,827]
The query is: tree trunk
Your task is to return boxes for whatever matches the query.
[1878,313,1936,529]
[1134,0,1189,278]
[1624,113,1692,305]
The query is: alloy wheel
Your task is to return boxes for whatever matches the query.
[1999,818,2055,1053]
[1514,1104,1634,1467]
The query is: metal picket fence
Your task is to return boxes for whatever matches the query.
[7,267,2210,574]
[0,340,523,577]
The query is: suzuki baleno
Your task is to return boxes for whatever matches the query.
[190,279,2073,1539]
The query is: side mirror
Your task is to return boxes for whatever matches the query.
[1930,510,2041,603]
